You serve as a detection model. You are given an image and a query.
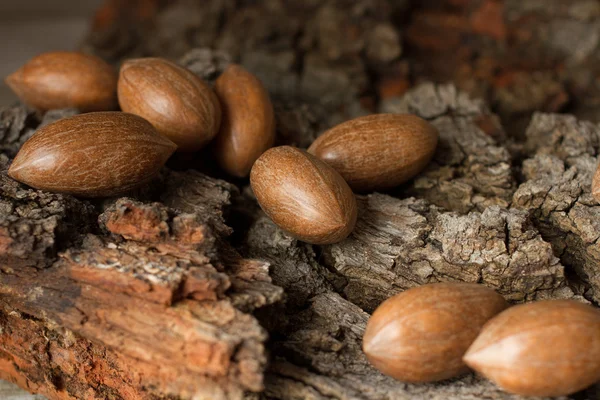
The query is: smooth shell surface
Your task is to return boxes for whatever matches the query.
[250,146,357,244]
[308,114,439,191]
[118,58,221,151]
[5,51,118,112]
[464,300,600,397]
[8,112,176,197]
[214,64,275,177]
[363,283,508,383]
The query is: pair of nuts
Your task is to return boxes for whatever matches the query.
[250,114,438,244]
[119,57,275,177]
[364,283,600,397]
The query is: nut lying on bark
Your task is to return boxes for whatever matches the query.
[8,112,176,197]
[214,64,275,177]
[308,114,439,192]
[5,51,118,112]
[250,146,357,244]
[464,300,600,397]
[118,57,221,152]
[363,283,508,383]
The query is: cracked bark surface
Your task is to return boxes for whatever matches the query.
[246,195,574,313]
[239,97,580,397]
[380,83,514,213]
[2,85,583,400]
[84,0,402,123]
[83,0,600,134]
[0,193,282,399]
[244,197,576,399]
[0,107,283,399]
[513,113,600,303]
[261,292,568,400]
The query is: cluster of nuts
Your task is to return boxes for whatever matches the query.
[6,51,275,197]
[5,51,440,246]
[8,51,600,398]
[363,283,600,397]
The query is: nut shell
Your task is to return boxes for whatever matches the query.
[464,300,600,397]
[214,64,275,177]
[308,114,438,192]
[250,146,357,244]
[8,112,176,197]
[363,283,508,383]
[5,51,117,112]
[118,58,221,152]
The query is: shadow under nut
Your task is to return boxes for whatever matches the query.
[308,114,439,192]
[250,146,357,244]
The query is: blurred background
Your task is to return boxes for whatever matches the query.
[0,0,102,104]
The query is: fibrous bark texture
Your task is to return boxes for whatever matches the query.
[3,0,600,399]
[244,199,576,399]
[0,109,282,399]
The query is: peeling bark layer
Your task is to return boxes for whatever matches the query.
[0,107,283,398]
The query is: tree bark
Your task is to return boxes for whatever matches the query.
[513,113,600,302]
[0,117,282,399]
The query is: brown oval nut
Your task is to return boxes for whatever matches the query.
[8,112,176,197]
[250,146,357,244]
[363,283,508,383]
[464,300,600,397]
[213,64,275,177]
[118,57,221,152]
[5,51,117,112]
[308,114,439,192]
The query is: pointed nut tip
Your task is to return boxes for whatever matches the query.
[5,71,20,89]
[462,345,485,370]
[8,160,22,181]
